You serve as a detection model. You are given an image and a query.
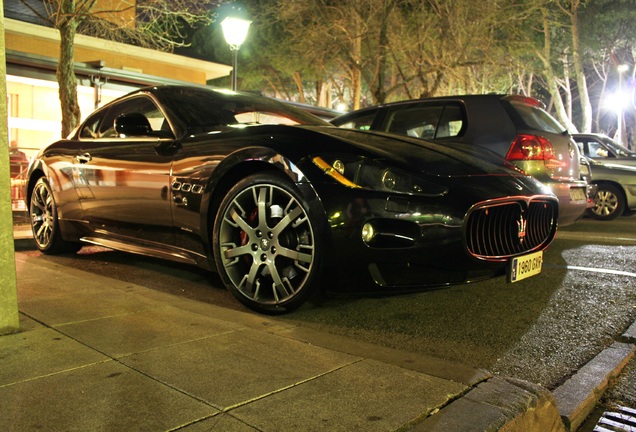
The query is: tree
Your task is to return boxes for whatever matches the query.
[561,0,592,132]
[208,0,635,145]
[242,0,537,109]
[538,5,579,132]
[20,0,221,137]
[579,0,636,146]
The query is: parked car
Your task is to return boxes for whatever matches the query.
[331,94,589,226]
[26,85,558,313]
[574,133,636,165]
[573,133,636,220]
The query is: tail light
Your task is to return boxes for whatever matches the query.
[506,134,555,161]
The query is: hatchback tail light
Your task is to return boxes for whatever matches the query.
[506,134,555,161]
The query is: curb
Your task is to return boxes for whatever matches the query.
[552,341,635,431]
[14,237,36,251]
[410,377,565,432]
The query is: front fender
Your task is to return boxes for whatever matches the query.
[197,147,327,268]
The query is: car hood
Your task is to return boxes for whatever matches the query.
[304,126,527,178]
[588,158,636,174]
[589,158,636,169]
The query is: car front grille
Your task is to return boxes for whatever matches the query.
[465,197,558,261]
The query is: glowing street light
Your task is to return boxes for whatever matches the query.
[221,17,251,91]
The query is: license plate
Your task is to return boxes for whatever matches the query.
[570,187,587,201]
[508,250,543,283]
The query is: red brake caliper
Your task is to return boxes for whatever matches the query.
[239,208,259,251]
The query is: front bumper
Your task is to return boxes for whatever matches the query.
[313,181,558,294]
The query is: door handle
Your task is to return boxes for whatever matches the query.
[76,153,92,163]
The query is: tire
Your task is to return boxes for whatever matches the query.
[586,183,625,221]
[213,173,322,314]
[29,177,82,254]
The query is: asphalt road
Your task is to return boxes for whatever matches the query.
[18,213,636,395]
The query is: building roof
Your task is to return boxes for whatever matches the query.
[4,17,232,85]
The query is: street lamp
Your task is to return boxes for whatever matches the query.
[616,64,629,146]
[221,16,251,91]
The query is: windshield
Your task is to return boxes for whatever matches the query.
[159,86,329,132]
[600,136,636,157]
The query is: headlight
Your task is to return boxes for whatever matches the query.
[312,155,447,196]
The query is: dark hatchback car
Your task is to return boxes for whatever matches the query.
[332,94,589,226]
[26,85,558,313]
[573,133,636,220]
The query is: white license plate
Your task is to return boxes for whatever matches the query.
[570,187,587,201]
[508,250,543,283]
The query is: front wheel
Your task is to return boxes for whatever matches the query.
[30,177,82,254]
[587,183,625,221]
[213,173,322,314]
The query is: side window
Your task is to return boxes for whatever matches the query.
[98,96,169,138]
[588,140,610,158]
[436,104,464,138]
[333,111,377,131]
[79,112,105,138]
[576,140,610,158]
[386,105,444,139]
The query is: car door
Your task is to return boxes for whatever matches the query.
[75,94,176,245]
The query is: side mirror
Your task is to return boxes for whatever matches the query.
[115,113,152,137]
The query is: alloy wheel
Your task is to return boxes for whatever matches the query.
[216,178,317,310]
[30,179,56,250]
[592,190,618,217]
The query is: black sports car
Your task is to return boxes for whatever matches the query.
[26,85,558,313]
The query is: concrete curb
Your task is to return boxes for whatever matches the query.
[552,341,635,431]
[410,376,565,432]
[622,320,636,342]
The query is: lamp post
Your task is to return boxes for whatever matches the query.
[221,17,251,91]
[617,64,629,146]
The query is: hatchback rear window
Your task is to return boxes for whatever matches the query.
[506,100,566,134]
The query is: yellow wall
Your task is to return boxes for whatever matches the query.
[6,33,208,84]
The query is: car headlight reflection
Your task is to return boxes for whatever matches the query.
[361,222,376,243]
[382,170,396,190]
[312,156,447,196]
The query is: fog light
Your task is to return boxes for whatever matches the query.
[361,222,376,244]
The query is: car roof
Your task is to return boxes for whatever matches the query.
[332,94,547,120]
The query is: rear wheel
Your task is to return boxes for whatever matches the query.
[213,173,321,314]
[587,183,625,221]
[30,177,81,254]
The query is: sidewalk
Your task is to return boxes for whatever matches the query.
[3,230,632,431]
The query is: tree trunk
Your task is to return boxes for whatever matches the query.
[57,21,81,138]
[561,54,573,120]
[372,1,395,104]
[291,71,305,103]
[569,1,592,133]
[351,32,362,110]
[539,9,578,133]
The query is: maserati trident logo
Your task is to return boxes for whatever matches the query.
[517,214,527,244]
